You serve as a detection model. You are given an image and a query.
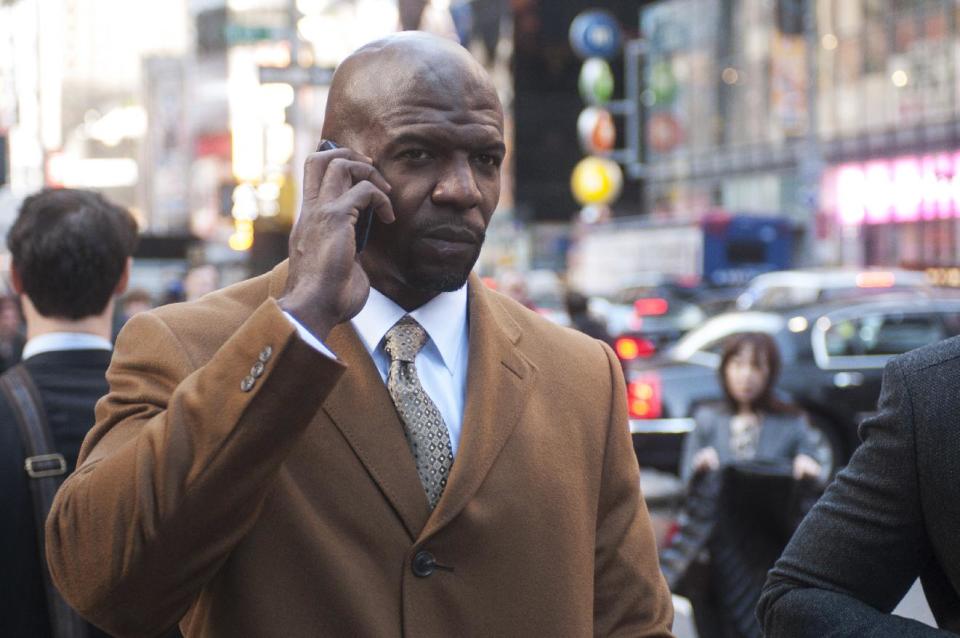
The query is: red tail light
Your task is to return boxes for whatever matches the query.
[615,336,656,361]
[633,297,669,316]
[627,374,662,419]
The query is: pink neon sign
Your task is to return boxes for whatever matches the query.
[826,151,960,225]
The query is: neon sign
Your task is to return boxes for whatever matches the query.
[826,151,960,225]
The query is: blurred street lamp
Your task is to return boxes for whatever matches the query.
[229,219,255,251]
[571,156,623,206]
[577,106,616,155]
[578,57,614,105]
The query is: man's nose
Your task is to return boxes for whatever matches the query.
[432,157,482,210]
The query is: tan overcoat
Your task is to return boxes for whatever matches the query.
[45,262,673,637]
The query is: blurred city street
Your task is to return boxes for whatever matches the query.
[3,0,960,636]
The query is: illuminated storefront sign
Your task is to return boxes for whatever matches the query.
[825,151,960,225]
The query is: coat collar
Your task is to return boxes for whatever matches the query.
[269,263,536,540]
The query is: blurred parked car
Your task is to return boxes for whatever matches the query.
[593,281,709,363]
[625,291,960,475]
[735,267,932,311]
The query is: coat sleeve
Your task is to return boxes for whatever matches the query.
[679,405,716,485]
[757,359,952,637]
[45,299,346,637]
[593,342,674,638]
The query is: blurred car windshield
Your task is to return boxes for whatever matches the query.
[667,312,787,366]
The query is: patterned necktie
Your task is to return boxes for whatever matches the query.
[383,316,454,509]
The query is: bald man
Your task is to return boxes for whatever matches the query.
[45,34,673,637]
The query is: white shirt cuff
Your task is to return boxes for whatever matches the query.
[282,311,338,360]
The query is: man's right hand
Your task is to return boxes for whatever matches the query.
[279,146,395,341]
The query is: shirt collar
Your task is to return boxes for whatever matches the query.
[22,332,113,361]
[352,285,468,375]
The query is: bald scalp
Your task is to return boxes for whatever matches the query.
[321,32,501,152]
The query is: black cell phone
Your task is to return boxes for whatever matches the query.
[316,139,375,253]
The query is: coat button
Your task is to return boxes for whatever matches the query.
[411,550,436,578]
[240,376,256,392]
[250,361,265,378]
[259,346,273,363]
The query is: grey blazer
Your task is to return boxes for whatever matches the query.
[758,336,960,637]
[680,402,828,484]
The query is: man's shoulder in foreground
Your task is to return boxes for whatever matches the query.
[889,333,960,380]
[478,281,614,361]
[148,266,277,331]
[118,265,281,366]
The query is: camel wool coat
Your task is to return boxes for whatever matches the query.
[45,262,674,638]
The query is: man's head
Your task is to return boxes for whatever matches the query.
[7,188,138,320]
[322,32,505,307]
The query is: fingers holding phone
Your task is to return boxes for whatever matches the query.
[311,140,391,253]
[280,141,394,340]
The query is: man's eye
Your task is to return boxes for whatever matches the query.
[476,153,502,167]
[400,149,430,161]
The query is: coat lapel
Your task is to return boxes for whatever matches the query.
[421,274,537,539]
[268,261,431,540]
[269,264,538,541]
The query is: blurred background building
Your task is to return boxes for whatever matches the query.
[634,0,960,276]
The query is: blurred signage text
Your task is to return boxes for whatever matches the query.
[825,151,960,226]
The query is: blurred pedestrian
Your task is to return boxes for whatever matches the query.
[681,333,826,485]
[182,264,219,302]
[45,33,673,637]
[759,336,960,635]
[498,269,538,310]
[565,289,611,344]
[673,332,827,638]
[120,288,153,321]
[0,295,25,371]
[0,188,138,637]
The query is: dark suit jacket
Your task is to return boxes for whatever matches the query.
[0,349,113,638]
[46,264,674,637]
[758,336,960,636]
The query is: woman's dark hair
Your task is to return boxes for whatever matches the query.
[718,332,796,414]
[7,188,139,320]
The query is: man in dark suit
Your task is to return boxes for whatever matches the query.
[45,33,674,637]
[0,188,138,637]
[758,337,960,636]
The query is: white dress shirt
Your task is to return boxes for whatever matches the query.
[284,285,469,456]
[22,332,113,360]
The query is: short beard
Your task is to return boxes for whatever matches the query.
[406,261,475,292]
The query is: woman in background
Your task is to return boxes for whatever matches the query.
[675,332,829,638]
[681,332,827,484]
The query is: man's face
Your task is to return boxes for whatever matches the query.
[357,73,504,304]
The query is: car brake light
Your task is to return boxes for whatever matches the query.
[856,272,895,288]
[633,297,670,316]
[615,337,656,361]
[627,374,662,419]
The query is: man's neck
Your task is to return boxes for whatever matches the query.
[23,298,115,342]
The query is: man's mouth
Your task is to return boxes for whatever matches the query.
[421,226,479,245]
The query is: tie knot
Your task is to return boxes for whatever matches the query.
[384,316,427,363]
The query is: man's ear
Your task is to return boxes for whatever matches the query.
[10,265,23,295]
[114,257,132,296]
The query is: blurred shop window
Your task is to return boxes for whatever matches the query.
[818,0,955,137]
